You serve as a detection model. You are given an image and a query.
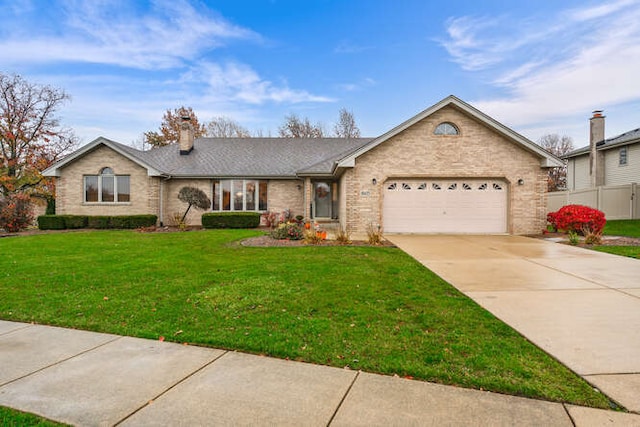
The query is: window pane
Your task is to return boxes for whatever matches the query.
[213,181,220,210]
[233,180,244,210]
[102,176,114,202]
[222,180,231,210]
[117,176,130,202]
[246,181,256,210]
[101,167,114,175]
[85,176,98,202]
[259,181,268,211]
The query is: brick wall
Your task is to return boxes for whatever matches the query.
[268,180,304,218]
[55,145,159,219]
[344,106,548,235]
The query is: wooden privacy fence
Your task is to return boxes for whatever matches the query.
[547,183,639,220]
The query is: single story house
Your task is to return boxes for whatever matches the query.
[564,111,640,190]
[43,95,562,235]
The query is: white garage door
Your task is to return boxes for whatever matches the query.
[383,179,507,233]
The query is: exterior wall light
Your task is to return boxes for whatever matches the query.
[372,178,377,185]
[517,178,524,186]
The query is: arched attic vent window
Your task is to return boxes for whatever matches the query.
[434,122,459,135]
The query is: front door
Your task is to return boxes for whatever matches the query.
[314,182,332,218]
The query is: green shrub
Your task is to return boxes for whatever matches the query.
[108,215,157,229]
[45,198,56,215]
[38,214,157,230]
[87,216,111,229]
[37,215,66,230]
[61,215,87,229]
[202,212,261,229]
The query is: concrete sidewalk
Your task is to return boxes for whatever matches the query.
[1,321,639,426]
[387,234,640,419]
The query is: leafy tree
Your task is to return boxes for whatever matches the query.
[538,134,574,191]
[278,113,324,138]
[333,108,361,138]
[207,116,251,137]
[144,107,206,148]
[0,73,77,199]
[178,186,211,223]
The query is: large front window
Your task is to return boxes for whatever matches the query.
[212,180,267,211]
[84,167,130,203]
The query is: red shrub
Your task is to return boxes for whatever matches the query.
[0,193,34,232]
[547,205,606,235]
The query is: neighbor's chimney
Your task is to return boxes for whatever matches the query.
[179,116,194,155]
[589,110,605,187]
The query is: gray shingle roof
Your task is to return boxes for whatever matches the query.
[140,137,373,177]
[564,127,640,158]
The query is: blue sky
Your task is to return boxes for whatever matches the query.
[1,0,639,149]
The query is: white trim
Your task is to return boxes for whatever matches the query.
[337,95,564,169]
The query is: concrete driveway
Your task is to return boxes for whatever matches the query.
[387,235,640,413]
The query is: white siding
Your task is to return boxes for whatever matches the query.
[568,155,590,190]
[604,144,640,186]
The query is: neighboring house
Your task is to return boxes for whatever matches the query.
[564,111,640,190]
[43,95,562,235]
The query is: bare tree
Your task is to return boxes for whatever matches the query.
[0,73,77,198]
[144,106,206,148]
[538,134,574,191]
[278,113,324,138]
[333,108,361,138]
[207,116,251,138]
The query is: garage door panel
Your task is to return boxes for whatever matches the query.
[383,179,507,234]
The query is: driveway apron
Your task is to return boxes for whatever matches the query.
[387,235,640,413]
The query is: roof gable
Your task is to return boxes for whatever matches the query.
[42,137,164,177]
[337,95,563,168]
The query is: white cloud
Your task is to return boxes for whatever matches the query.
[0,0,260,69]
[184,61,334,105]
[441,2,640,143]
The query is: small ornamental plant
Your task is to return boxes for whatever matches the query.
[270,222,304,240]
[547,205,606,235]
[177,187,211,225]
[0,193,33,232]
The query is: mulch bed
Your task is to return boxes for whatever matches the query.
[240,234,395,247]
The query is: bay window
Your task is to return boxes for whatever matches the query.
[212,179,267,211]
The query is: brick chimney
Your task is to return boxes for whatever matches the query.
[179,116,194,155]
[589,110,605,187]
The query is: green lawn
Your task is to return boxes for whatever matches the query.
[592,246,640,259]
[0,406,66,426]
[603,219,640,237]
[597,219,640,258]
[0,230,612,408]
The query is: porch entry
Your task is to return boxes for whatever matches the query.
[312,181,338,219]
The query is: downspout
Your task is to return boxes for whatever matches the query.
[159,176,171,226]
[159,179,164,226]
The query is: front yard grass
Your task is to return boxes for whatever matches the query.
[0,230,611,409]
[0,405,66,426]
[592,246,640,259]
